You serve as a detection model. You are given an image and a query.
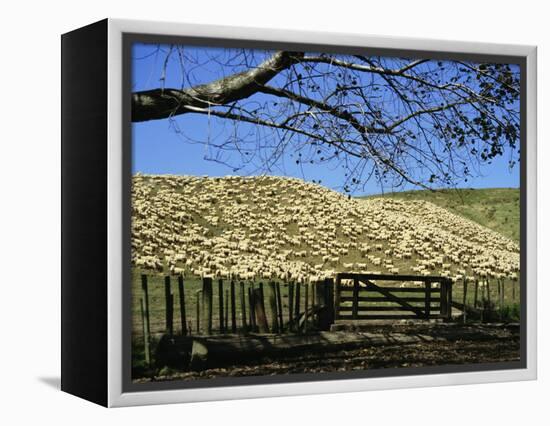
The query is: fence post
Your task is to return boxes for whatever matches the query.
[253,287,269,333]
[267,282,279,333]
[225,289,229,333]
[249,284,257,331]
[474,278,479,308]
[139,298,150,366]
[315,278,334,331]
[239,281,248,332]
[446,279,452,321]
[326,278,334,325]
[334,275,341,320]
[195,289,202,334]
[288,282,294,331]
[424,281,431,320]
[352,278,359,319]
[462,277,468,324]
[304,283,309,332]
[140,274,151,363]
[485,278,491,311]
[218,279,224,333]
[178,275,187,335]
[294,282,301,325]
[202,277,213,335]
[276,282,284,332]
[230,280,237,333]
[165,276,173,335]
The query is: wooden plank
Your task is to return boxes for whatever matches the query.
[363,281,425,317]
[337,272,447,282]
[165,276,173,335]
[178,275,187,335]
[338,286,441,293]
[230,281,237,333]
[338,314,439,320]
[462,278,468,324]
[340,296,439,303]
[339,306,440,312]
[202,277,213,335]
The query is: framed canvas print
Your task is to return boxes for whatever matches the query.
[61,18,537,407]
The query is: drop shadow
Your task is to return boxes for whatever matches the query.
[38,376,61,390]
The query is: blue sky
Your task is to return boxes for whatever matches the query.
[131,43,520,195]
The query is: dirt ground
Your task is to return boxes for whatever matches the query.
[134,323,520,383]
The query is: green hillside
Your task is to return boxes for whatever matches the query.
[362,188,519,243]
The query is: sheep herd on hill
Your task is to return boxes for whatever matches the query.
[131,174,520,285]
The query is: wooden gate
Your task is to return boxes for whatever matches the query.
[334,273,452,321]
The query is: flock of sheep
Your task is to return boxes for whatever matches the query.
[131,174,520,285]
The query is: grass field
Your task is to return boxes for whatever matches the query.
[362,187,520,243]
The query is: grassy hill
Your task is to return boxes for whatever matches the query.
[362,188,519,243]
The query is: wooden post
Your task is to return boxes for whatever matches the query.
[446,279,452,321]
[474,278,479,308]
[315,279,334,330]
[202,277,213,335]
[267,282,279,333]
[239,281,248,332]
[139,298,150,366]
[178,275,187,335]
[311,282,316,311]
[218,279,224,333]
[248,285,257,331]
[486,279,491,306]
[253,287,269,333]
[196,290,202,334]
[230,281,237,333]
[294,282,301,324]
[288,282,295,331]
[326,278,335,326]
[424,281,431,320]
[276,282,284,332]
[512,279,516,301]
[304,283,309,332]
[497,278,502,320]
[462,277,468,324]
[225,289,229,333]
[140,275,151,361]
[164,276,173,335]
[334,275,341,320]
[352,278,359,319]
